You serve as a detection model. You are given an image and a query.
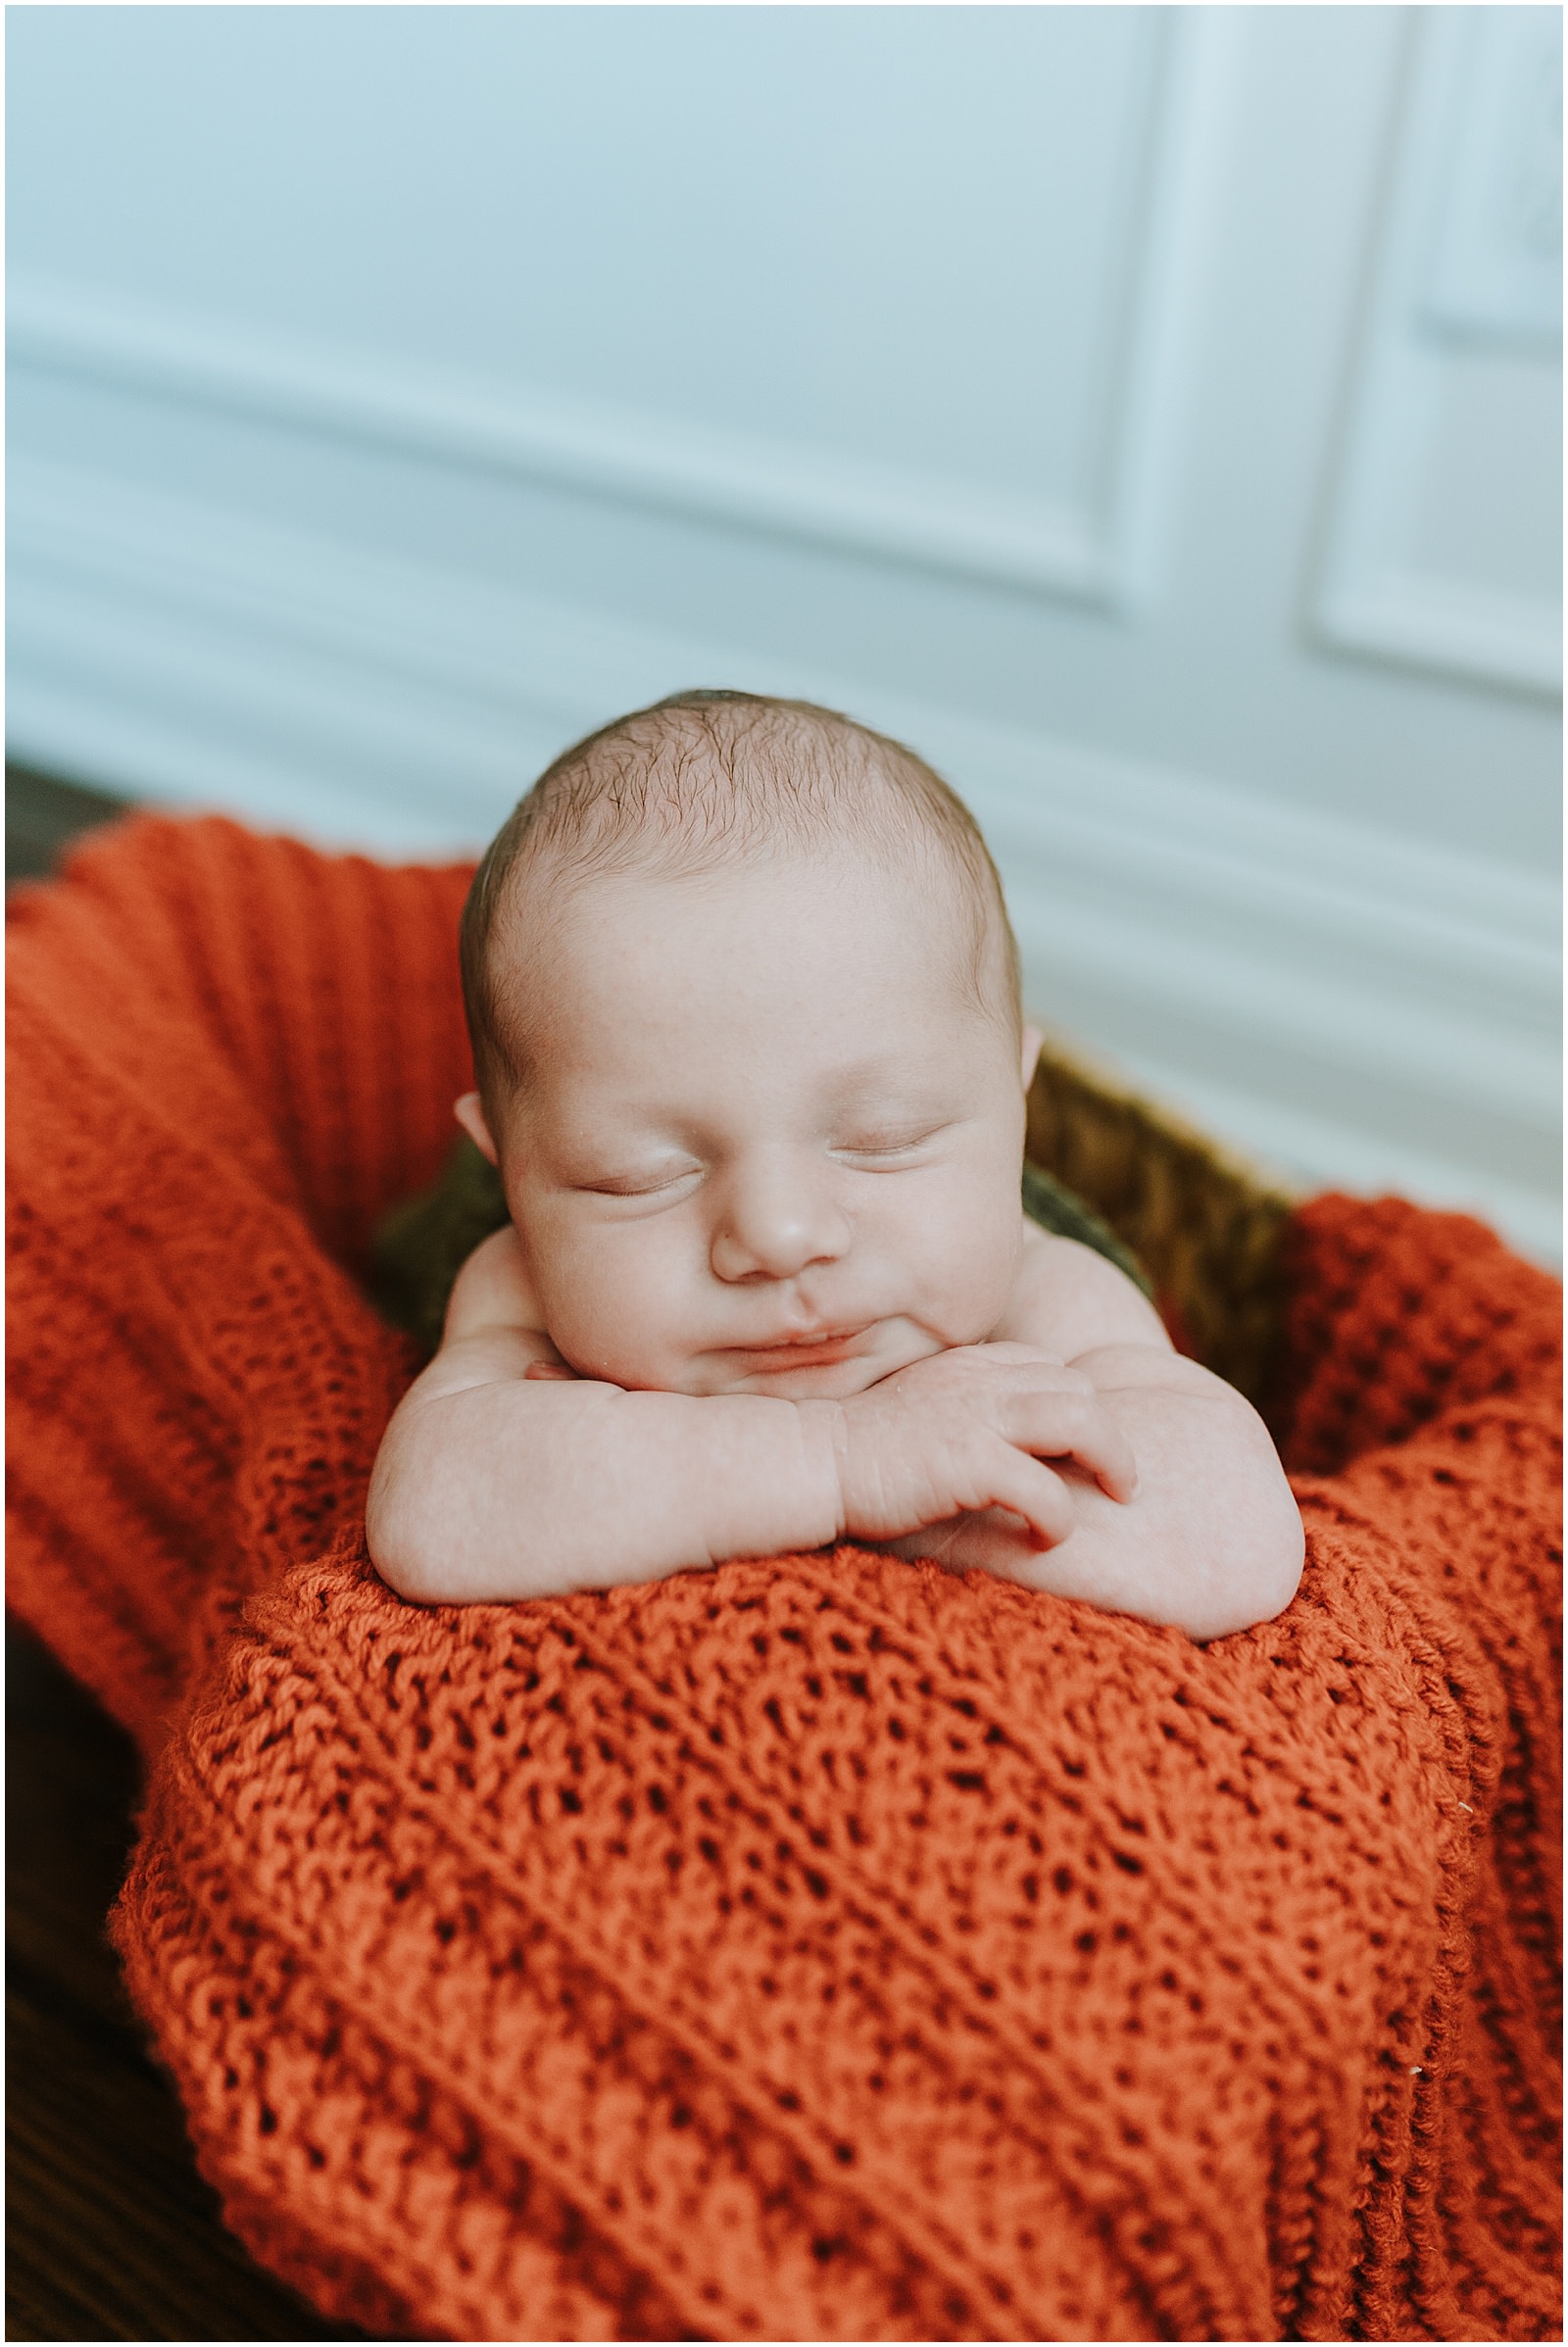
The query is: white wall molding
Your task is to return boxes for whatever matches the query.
[5,22,1232,613]
[1312,7,1563,700]
[1315,571,1562,701]
[9,450,1558,1260]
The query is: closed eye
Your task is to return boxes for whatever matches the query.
[578,1165,702,1199]
[835,1127,948,1163]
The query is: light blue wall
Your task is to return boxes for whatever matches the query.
[8,5,1561,1254]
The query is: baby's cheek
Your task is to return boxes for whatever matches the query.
[907,1189,1020,1336]
[541,1238,692,1388]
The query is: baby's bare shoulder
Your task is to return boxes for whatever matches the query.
[995,1216,1170,1361]
[443,1224,547,1345]
[402,1225,571,1401]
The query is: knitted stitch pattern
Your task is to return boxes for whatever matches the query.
[7,816,1560,2343]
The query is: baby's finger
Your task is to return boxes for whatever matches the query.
[976,1346,1095,1394]
[1008,1392,1139,1502]
[973,1341,1076,1372]
[973,1438,1076,1547]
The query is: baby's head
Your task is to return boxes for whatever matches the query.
[457,692,1038,1399]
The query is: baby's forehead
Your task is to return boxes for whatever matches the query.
[487,847,984,1060]
[494,832,969,975]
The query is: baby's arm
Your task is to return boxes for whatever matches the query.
[888,1225,1303,1640]
[366,1227,1137,1604]
[368,1229,837,1600]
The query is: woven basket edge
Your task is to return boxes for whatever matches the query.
[1026,1021,1304,1214]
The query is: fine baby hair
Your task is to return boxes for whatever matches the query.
[458,690,1023,1112]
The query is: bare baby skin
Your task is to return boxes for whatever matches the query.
[368,841,1302,1640]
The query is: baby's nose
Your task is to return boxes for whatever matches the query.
[710,1159,851,1283]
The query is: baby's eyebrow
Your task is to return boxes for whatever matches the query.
[558,1132,698,1170]
[821,1058,956,1105]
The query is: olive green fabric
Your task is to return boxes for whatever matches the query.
[1019,1160,1154,1301]
[370,1135,1154,1359]
[369,1136,515,1357]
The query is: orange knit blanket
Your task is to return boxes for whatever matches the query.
[8,815,1561,2342]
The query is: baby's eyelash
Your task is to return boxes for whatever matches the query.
[582,1166,700,1198]
[838,1129,942,1159]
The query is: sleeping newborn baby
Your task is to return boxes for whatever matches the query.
[368,691,1302,1639]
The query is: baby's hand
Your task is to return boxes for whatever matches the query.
[830,1342,1138,1549]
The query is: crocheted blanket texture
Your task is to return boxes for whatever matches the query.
[8,816,1561,2343]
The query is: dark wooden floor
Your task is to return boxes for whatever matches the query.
[7,766,368,2341]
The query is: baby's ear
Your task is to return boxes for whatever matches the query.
[1020,1023,1044,1092]
[454,1091,500,1166]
